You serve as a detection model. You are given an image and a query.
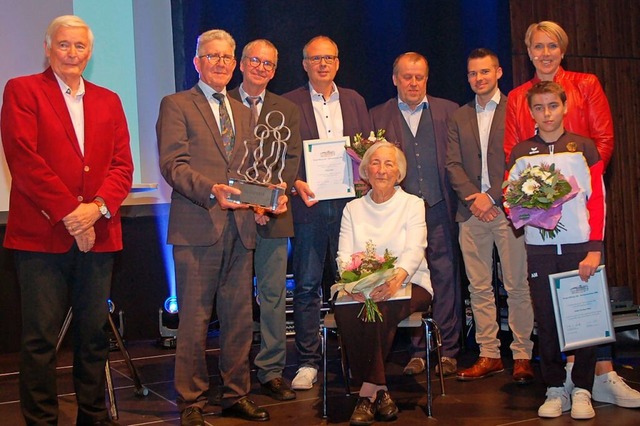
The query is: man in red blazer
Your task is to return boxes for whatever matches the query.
[1,15,133,425]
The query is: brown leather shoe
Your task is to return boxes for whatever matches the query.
[180,406,204,426]
[374,389,398,421]
[512,359,534,385]
[457,357,504,381]
[435,356,458,376]
[261,377,296,401]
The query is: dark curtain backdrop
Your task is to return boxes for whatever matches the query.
[170,0,512,108]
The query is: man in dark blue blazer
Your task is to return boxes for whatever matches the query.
[370,52,461,376]
[283,35,372,390]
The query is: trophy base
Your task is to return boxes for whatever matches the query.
[227,178,284,211]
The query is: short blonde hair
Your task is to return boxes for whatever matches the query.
[45,15,94,49]
[195,29,235,57]
[359,141,407,183]
[524,21,569,53]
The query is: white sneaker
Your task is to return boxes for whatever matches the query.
[571,387,595,419]
[538,386,571,418]
[564,362,575,395]
[592,371,640,408]
[291,366,317,390]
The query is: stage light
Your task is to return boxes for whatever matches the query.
[158,298,179,349]
[164,296,179,314]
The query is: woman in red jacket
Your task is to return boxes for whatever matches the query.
[504,21,614,168]
[505,21,640,409]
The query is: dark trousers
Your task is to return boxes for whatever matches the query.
[411,201,461,358]
[291,200,343,369]
[15,248,114,425]
[335,285,431,385]
[527,247,596,390]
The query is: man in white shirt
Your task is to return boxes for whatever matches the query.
[445,48,534,384]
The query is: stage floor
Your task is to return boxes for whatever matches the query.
[1,329,639,425]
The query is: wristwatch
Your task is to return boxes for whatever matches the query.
[93,199,108,216]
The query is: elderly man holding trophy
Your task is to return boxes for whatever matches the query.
[157,30,289,425]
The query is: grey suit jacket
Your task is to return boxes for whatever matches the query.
[228,88,302,238]
[157,85,256,248]
[446,93,507,222]
[370,96,458,226]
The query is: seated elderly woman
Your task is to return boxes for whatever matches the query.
[334,141,433,425]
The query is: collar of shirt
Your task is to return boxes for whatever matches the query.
[238,84,267,106]
[238,84,265,111]
[474,90,500,112]
[309,81,339,102]
[54,73,85,99]
[198,80,235,133]
[397,95,429,113]
[198,80,227,99]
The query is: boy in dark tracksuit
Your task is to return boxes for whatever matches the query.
[506,81,605,420]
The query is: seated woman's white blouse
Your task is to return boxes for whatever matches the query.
[336,187,433,296]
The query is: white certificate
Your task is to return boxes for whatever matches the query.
[303,137,355,201]
[549,265,615,351]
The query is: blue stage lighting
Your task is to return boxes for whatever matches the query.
[164,296,179,314]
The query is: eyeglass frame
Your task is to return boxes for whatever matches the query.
[198,53,236,65]
[303,55,338,65]
[243,56,277,71]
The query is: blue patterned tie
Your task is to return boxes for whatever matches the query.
[212,92,235,158]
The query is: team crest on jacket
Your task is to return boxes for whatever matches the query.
[567,141,578,152]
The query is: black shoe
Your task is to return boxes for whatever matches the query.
[180,406,204,426]
[76,414,121,426]
[87,419,121,426]
[210,385,223,406]
[375,389,398,421]
[222,398,270,422]
[261,377,296,401]
[350,397,375,426]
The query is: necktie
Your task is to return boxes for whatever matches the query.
[246,96,260,129]
[212,93,235,158]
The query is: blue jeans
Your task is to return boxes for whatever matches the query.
[291,200,343,369]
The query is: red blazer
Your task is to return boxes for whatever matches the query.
[504,67,614,168]
[1,67,134,253]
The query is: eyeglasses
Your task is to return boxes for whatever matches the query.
[245,56,276,71]
[304,55,338,65]
[198,53,235,65]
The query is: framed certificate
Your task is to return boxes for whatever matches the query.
[548,265,615,351]
[303,137,355,201]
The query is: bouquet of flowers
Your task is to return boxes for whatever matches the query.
[345,129,387,182]
[330,240,397,322]
[502,163,579,240]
